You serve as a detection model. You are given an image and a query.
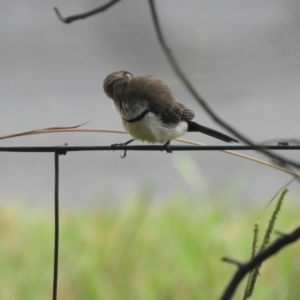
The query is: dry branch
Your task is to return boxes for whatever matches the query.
[147,0,300,169]
[220,226,300,300]
[54,0,121,24]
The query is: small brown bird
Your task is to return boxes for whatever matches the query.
[103,70,238,150]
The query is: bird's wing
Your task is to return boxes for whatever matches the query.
[159,102,195,124]
[127,77,195,124]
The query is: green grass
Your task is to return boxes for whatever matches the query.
[0,193,299,300]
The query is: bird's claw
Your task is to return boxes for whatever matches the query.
[109,139,134,159]
[109,143,127,158]
[162,141,172,154]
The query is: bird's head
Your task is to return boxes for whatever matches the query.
[103,70,134,100]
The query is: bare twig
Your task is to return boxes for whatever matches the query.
[0,121,91,141]
[221,257,243,268]
[54,0,121,24]
[0,127,125,141]
[147,0,300,169]
[220,226,300,300]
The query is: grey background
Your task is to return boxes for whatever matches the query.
[1,1,299,207]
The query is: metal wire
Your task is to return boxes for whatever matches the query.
[53,150,60,300]
[0,144,300,152]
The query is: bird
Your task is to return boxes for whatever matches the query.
[103,70,238,153]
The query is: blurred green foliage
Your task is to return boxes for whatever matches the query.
[0,192,299,300]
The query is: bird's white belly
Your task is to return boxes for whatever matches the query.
[122,112,188,143]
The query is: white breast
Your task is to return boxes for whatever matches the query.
[113,101,148,121]
[122,112,188,144]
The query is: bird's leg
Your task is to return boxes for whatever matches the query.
[110,139,134,148]
[110,139,134,158]
[162,141,172,154]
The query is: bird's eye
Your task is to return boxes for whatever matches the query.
[125,73,133,79]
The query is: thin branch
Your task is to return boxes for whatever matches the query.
[147,0,300,170]
[0,127,125,141]
[54,0,121,24]
[0,121,92,141]
[178,138,300,177]
[220,226,300,300]
[221,257,243,268]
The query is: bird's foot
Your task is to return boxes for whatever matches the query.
[109,139,134,158]
[161,141,172,154]
[56,143,68,155]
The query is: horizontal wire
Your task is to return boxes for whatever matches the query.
[0,145,299,153]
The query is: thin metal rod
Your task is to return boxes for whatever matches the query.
[0,145,299,152]
[52,150,60,300]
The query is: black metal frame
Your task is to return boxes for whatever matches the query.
[1,144,299,300]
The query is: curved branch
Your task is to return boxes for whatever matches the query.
[220,226,300,300]
[54,0,121,24]
[147,0,300,169]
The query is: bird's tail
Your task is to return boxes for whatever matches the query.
[187,120,238,143]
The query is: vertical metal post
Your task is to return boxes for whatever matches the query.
[52,150,60,300]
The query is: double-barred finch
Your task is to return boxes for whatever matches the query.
[103,70,238,147]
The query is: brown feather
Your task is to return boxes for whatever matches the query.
[103,70,238,144]
[122,76,195,125]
